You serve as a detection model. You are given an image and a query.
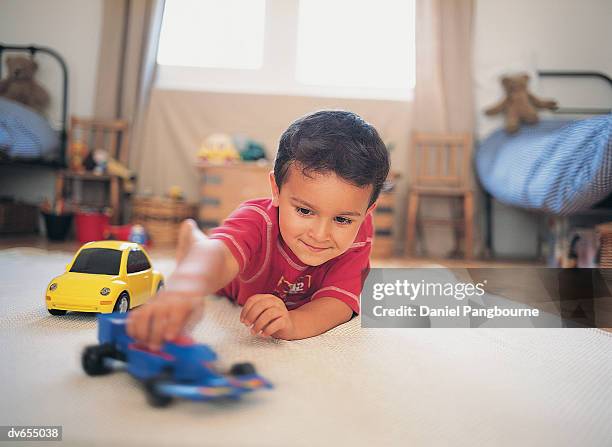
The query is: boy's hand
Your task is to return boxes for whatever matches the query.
[126,290,204,351]
[240,294,294,339]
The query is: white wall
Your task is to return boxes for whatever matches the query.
[473,0,612,257]
[475,0,612,139]
[0,0,103,204]
[1,0,103,123]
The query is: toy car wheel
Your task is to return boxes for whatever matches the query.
[156,281,164,292]
[82,344,114,376]
[113,292,130,313]
[230,362,257,376]
[48,309,67,316]
[144,378,173,408]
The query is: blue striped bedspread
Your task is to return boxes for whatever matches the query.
[0,97,60,161]
[476,115,612,215]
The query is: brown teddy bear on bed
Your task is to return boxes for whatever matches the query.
[0,56,50,115]
[485,73,558,133]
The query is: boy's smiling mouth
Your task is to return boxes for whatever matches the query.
[299,239,330,252]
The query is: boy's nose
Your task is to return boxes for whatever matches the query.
[309,219,331,243]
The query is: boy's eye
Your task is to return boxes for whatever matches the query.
[334,216,353,225]
[296,207,313,216]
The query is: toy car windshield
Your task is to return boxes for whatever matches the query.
[70,248,122,275]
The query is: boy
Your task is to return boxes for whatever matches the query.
[127,110,389,347]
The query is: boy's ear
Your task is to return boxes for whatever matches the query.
[269,171,280,207]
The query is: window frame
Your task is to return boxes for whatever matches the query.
[155,0,415,101]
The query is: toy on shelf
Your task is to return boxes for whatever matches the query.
[233,135,267,162]
[167,185,184,201]
[107,156,136,193]
[68,140,87,172]
[82,313,273,407]
[197,133,240,164]
[92,149,109,175]
[46,241,164,316]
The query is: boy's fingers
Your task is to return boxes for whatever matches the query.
[251,307,282,334]
[240,294,267,322]
[243,299,274,326]
[148,308,169,350]
[164,304,191,341]
[242,294,283,324]
[126,309,138,337]
[262,317,286,337]
[133,307,154,344]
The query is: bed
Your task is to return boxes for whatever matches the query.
[477,114,612,215]
[0,44,68,167]
[475,71,612,257]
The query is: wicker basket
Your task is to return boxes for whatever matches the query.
[597,223,612,268]
[132,197,196,246]
[0,201,39,233]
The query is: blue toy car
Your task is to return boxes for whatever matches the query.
[82,313,272,407]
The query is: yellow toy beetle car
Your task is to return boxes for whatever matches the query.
[46,241,164,316]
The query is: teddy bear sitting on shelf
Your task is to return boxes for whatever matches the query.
[485,73,558,134]
[0,56,50,115]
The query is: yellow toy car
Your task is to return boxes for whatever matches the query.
[46,241,164,316]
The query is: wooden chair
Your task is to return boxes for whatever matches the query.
[55,117,130,224]
[405,132,474,259]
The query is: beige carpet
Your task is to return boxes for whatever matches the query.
[0,248,611,447]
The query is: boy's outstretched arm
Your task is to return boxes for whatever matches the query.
[127,238,239,350]
[241,295,353,340]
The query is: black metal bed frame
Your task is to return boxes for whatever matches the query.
[538,70,612,115]
[482,70,612,259]
[0,43,69,168]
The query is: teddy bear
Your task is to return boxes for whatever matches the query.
[485,73,558,133]
[0,56,50,114]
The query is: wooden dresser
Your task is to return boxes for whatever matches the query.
[197,162,272,232]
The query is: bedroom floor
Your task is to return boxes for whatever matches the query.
[0,238,610,446]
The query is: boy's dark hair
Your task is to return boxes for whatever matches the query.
[274,110,390,208]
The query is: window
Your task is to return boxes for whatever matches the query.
[296,0,415,93]
[70,249,122,276]
[157,0,266,69]
[127,250,151,274]
[156,0,415,100]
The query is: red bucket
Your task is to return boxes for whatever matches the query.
[75,212,110,244]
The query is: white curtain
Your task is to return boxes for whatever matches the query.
[414,0,475,134]
[93,0,165,168]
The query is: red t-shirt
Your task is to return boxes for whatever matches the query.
[209,198,372,314]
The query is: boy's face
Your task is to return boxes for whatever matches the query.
[270,164,375,266]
